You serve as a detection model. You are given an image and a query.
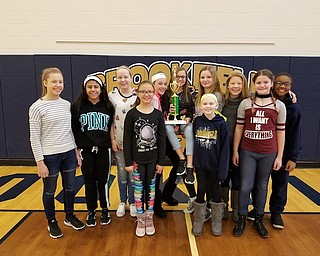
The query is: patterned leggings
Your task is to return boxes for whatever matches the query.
[133,162,157,214]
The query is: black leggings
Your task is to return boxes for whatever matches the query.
[81,147,111,211]
[196,169,220,203]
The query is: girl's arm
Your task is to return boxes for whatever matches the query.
[29,104,48,177]
[232,124,244,166]
[157,111,167,167]
[110,123,120,152]
[123,110,134,167]
[218,122,230,181]
[184,94,195,123]
[273,130,285,171]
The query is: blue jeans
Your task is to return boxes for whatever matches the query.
[238,149,276,215]
[42,149,77,220]
[166,123,193,156]
[114,150,134,204]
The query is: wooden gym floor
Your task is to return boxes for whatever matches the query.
[0,166,319,256]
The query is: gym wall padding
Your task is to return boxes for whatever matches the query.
[0,55,319,162]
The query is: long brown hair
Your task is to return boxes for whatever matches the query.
[251,69,277,113]
[195,65,222,106]
[170,66,192,103]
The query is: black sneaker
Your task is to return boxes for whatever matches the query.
[47,219,63,239]
[271,214,284,229]
[154,206,167,219]
[176,159,186,176]
[247,209,256,221]
[64,214,85,230]
[185,167,195,184]
[204,207,211,222]
[100,209,111,225]
[86,211,96,227]
[162,196,179,206]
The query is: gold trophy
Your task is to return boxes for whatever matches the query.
[165,67,186,125]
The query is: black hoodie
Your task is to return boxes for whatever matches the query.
[193,113,229,181]
[71,99,114,148]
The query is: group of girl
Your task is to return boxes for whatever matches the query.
[30,65,298,240]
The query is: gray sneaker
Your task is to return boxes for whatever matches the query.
[183,197,196,213]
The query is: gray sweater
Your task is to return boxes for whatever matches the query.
[222,96,243,143]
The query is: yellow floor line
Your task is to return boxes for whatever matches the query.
[185,213,199,256]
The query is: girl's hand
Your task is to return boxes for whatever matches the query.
[185,117,191,124]
[156,165,164,174]
[273,157,282,171]
[125,165,134,173]
[232,152,239,166]
[169,104,175,115]
[285,160,296,172]
[289,91,297,103]
[37,160,49,178]
[75,149,82,168]
[111,139,120,152]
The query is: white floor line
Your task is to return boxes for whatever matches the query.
[184,213,199,256]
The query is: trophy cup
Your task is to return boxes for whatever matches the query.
[165,67,186,125]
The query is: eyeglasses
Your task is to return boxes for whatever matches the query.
[274,81,292,87]
[176,75,186,80]
[138,90,155,95]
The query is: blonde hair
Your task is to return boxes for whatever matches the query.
[200,93,218,104]
[225,70,250,103]
[116,65,132,77]
[41,67,62,97]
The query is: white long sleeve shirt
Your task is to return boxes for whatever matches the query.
[29,98,76,162]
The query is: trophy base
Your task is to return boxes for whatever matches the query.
[165,120,187,125]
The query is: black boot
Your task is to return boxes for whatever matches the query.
[253,214,269,238]
[233,215,246,237]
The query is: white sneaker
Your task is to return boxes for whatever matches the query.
[129,203,137,217]
[116,202,126,217]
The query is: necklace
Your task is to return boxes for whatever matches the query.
[255,92,271,98]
